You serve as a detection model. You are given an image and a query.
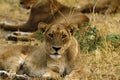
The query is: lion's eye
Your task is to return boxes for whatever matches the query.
[62,34,67,39]
[20,2,24,4]
[48,33,54,38]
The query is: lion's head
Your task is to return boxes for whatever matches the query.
[38,23,77,59]
[19,0,37,9]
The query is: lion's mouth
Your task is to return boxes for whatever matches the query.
[50,53,61,59]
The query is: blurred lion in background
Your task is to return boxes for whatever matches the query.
[79,0,120,14]
[0,0,119,32]
[0,0,89,32]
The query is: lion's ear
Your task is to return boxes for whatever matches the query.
[38,22,49,33]
[68,24,78,35]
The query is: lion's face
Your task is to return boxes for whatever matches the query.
[38,23,76,59]
[19,0,37,9]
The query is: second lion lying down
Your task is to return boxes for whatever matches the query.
[0,0,89,32]
[0,22,83,80]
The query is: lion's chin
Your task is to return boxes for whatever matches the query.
[50,54,62,59]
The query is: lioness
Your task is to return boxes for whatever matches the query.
[0,22,83,80]
[0,0,89,32]
[20,22,81,79]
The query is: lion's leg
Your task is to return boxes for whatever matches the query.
[0,2,55,32]
[64,67,91,80]
[0,7,43,32]
[3,64,21,79]
[42,69,62,80]
[0,20,38,32]
[0,69,17,79]
[0,70,9,79]
[105,0,119,14]
[0,55,25,79]
[6,31,35,41]
[0,70,29,80]
[13,74,29,80]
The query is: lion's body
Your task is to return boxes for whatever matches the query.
[0,45,36,78]
[0,0,88,79]
[81,0,120,13]
[0,23,82,79]
[22,23,81,79]
[1,0,89,32]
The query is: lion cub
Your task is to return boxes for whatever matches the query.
[21,22,81,79]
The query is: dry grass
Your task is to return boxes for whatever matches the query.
[0,0,120,80]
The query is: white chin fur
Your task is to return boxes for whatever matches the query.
[20,7,28,11]
[50,55,61,59]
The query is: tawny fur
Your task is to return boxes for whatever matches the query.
[81,0,120,14]
[21,23,82,79]
[0,45,36,79]
[0,23,85,79]
[0,0,89,32]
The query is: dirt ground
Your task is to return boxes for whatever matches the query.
[0,0,120,80]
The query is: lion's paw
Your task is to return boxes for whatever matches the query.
[42,72,62,80]
[14,74,29,80]
[0,70,9,79]
[6,31,34,41]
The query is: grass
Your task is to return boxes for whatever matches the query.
[0,0,120,80]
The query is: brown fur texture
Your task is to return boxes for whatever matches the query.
[21,23,81,79]
[0,23,83,80]
[81,0,120,14]
[0,0,89,32]
[0,45,36,79]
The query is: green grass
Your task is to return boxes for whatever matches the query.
[75,27,104,52]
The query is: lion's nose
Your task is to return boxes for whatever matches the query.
[26,6,31,9]
[52,47,61,52]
